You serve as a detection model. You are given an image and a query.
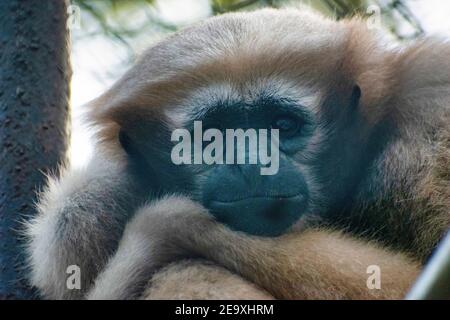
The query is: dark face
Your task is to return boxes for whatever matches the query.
[180,96,317,236]
[121,86,366,237]
[186,84,369,236]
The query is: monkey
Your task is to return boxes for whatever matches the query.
[25,7,450,300]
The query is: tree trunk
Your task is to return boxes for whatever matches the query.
[0,0,70,299]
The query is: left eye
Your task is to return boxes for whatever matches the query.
[271,116,300,136]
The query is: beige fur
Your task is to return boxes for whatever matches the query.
[88,195,420,300]
[144,260,273,300]
[25,7,449,300]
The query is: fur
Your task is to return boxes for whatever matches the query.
[25,7,449,299]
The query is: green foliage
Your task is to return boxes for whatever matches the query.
[211,0,264,13]
[321,0,365,17]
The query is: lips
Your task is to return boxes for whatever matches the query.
[206,193,309,236]
[208,191,306,204]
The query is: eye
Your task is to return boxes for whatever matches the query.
[271,115,301,136]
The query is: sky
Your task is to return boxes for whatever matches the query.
[69,0,450,168]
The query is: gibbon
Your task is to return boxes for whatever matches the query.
[26,7,449,300]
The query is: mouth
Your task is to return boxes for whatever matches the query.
[208,191,306,204]
[206,193,309,237]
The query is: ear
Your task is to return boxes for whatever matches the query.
[394,39,450,109]
[118,128,144,161]
[113,106,192,192]
[116,108,173,163]
[350,84,362,110]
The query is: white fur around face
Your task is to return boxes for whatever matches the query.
[165,78,322,129]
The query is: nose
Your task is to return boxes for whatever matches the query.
[201,157,309,236]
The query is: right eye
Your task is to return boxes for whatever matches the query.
[271,115,302,137]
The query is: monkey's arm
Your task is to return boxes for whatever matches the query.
[88,196,420,300]
[180,211,421,300]
[87,197,273,299]
[196,227,421,299]
[143,260,274,300]
[25,155,145,299]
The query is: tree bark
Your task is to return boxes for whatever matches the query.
[0,0,70,299]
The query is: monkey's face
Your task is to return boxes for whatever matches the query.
[162,76,364,237]
[106,9,377,237]
[179,92,315,236]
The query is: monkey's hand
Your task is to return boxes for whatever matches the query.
[87,195,210,299]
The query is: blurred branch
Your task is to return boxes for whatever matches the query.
[322,0,365,18]
[74,0,177,58]
[72,0,427,55]
[76,1,130,48]
[390,0,424,39]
